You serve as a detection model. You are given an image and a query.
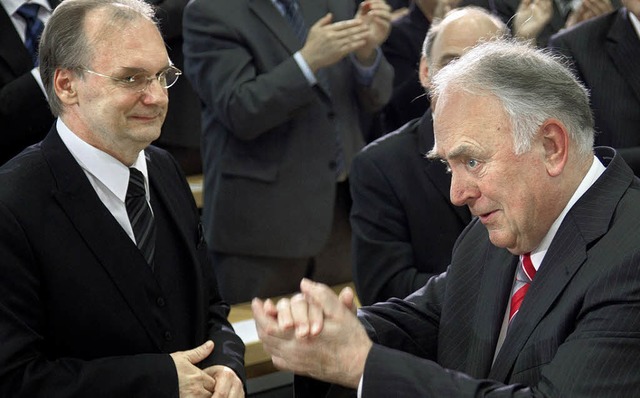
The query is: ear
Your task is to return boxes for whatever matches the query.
[54,68,80,106]
[539,118,569,177]
[419,56,430,90]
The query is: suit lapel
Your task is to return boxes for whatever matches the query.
[41,130,163,350]
[250,0,303,55]
[606,9,640,104]
[466,247,518,378]
[0,6,32,75]
[490,148,634,381]
[489,219,588,380]
[250,0,333,98]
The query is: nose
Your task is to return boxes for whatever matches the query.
[449,171,478,207]
[140,78,168,104]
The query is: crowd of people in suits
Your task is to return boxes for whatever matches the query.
[0,0,639,396]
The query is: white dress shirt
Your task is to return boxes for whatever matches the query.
[56,118,151,245]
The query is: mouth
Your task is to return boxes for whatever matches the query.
[476,210,498,224]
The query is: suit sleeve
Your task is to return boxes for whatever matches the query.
[182,1,319,141]
[0,201,180,397]
[358,252,640,397]
[0,71,52,149]
[162,152,246,383]
[350,149,433,305]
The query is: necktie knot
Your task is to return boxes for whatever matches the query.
[16,3,40,21]
[16,3,44,67]
[126,167,147,199]
[278,0,297,10]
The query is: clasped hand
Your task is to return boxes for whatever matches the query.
[170,340,244,398]
[252,279,373,389]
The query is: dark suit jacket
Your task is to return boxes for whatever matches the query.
[0,128,245,396]
[356,147,640,396]
[350,109,471,305]
[296,147,640,397]
[378,2,431,135]
[549,8,640,175]
[183,0,393,258]
[0,0,58,165]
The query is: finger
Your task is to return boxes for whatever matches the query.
[185,340,214,365]
[289,293,311,337]
[263,298,278,318]
[338,286,357,314]
[202,371,216,393]
[300,278,342,317]
[252,298,280,336]
[310,12,333,29]
[307,299,324,336]
[276,298,294,330]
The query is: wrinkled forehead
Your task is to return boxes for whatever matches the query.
[431,88,510,157]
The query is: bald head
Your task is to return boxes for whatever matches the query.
[420,7,508,85]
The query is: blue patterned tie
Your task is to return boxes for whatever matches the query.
[126,168,156,270]
[16,3,44,67]
[279,0,308,43]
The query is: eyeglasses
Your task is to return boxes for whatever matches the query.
[80,65,182,93]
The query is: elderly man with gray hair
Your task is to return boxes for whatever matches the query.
[253,38,640,397]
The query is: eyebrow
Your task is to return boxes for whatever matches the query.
[117,64,172,74]
[428,143,481,162]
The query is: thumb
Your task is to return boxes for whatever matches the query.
[184,340,214,365]
[338,286,357,314]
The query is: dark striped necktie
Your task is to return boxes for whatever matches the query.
[126,168,156,269]
[16,3,44,67]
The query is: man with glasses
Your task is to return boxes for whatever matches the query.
[0,0,245,397]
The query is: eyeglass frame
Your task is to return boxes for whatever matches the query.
[78,65,182,93]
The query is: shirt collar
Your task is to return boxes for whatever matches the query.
[2,0,52,17]
[527,155,605,269]
[56,118,149,202]
[629,8,640,40]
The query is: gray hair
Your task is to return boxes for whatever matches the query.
[39,0,157,116]
[431,39,594,156]
[422,6,509,73]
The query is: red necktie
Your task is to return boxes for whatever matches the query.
[509,253,536,322]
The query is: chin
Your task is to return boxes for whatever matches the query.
[488,232,516,252]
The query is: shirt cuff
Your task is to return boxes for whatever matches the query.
[357,374,364,398]
[293,51,318,87]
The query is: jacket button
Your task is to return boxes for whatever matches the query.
[328,160,337,170]
[164,331,173,341]
[327,111,336,119]
[156,297,165,307]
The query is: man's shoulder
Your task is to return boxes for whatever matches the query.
[0,144,51,207]
[550,9,618,45]
[357,119,421,160]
